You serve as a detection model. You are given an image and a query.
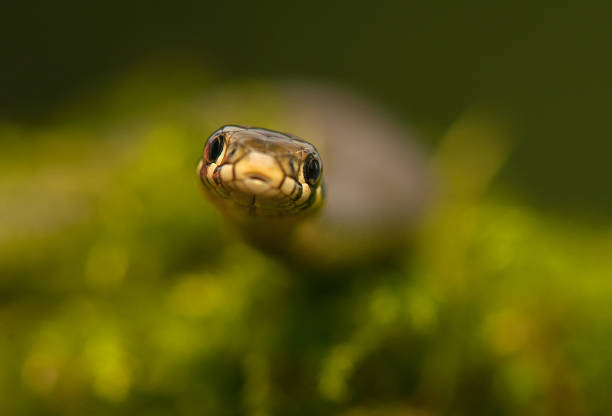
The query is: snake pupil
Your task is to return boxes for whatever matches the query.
[304,155,321,186]
[206,134,225,163]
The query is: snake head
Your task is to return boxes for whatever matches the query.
[197,125,324,219]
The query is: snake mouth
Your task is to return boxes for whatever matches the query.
[246,173,270,182]
[242,175,274,195]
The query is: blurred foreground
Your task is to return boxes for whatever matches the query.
[1,69,611,415]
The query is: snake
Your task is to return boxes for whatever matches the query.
[196,83,431,265]
[197,125,325,220]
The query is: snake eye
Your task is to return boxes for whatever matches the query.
[303,154,321,186]
[205,133,225,163]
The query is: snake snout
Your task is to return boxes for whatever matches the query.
[234,152,284,196]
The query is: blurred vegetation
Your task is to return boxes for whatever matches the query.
[1,66,611,415]
[2,2,611,415]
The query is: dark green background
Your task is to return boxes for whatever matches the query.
[3,1,611,216]
[2,2,612,415]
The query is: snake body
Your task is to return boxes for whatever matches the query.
[197,84,430,263]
